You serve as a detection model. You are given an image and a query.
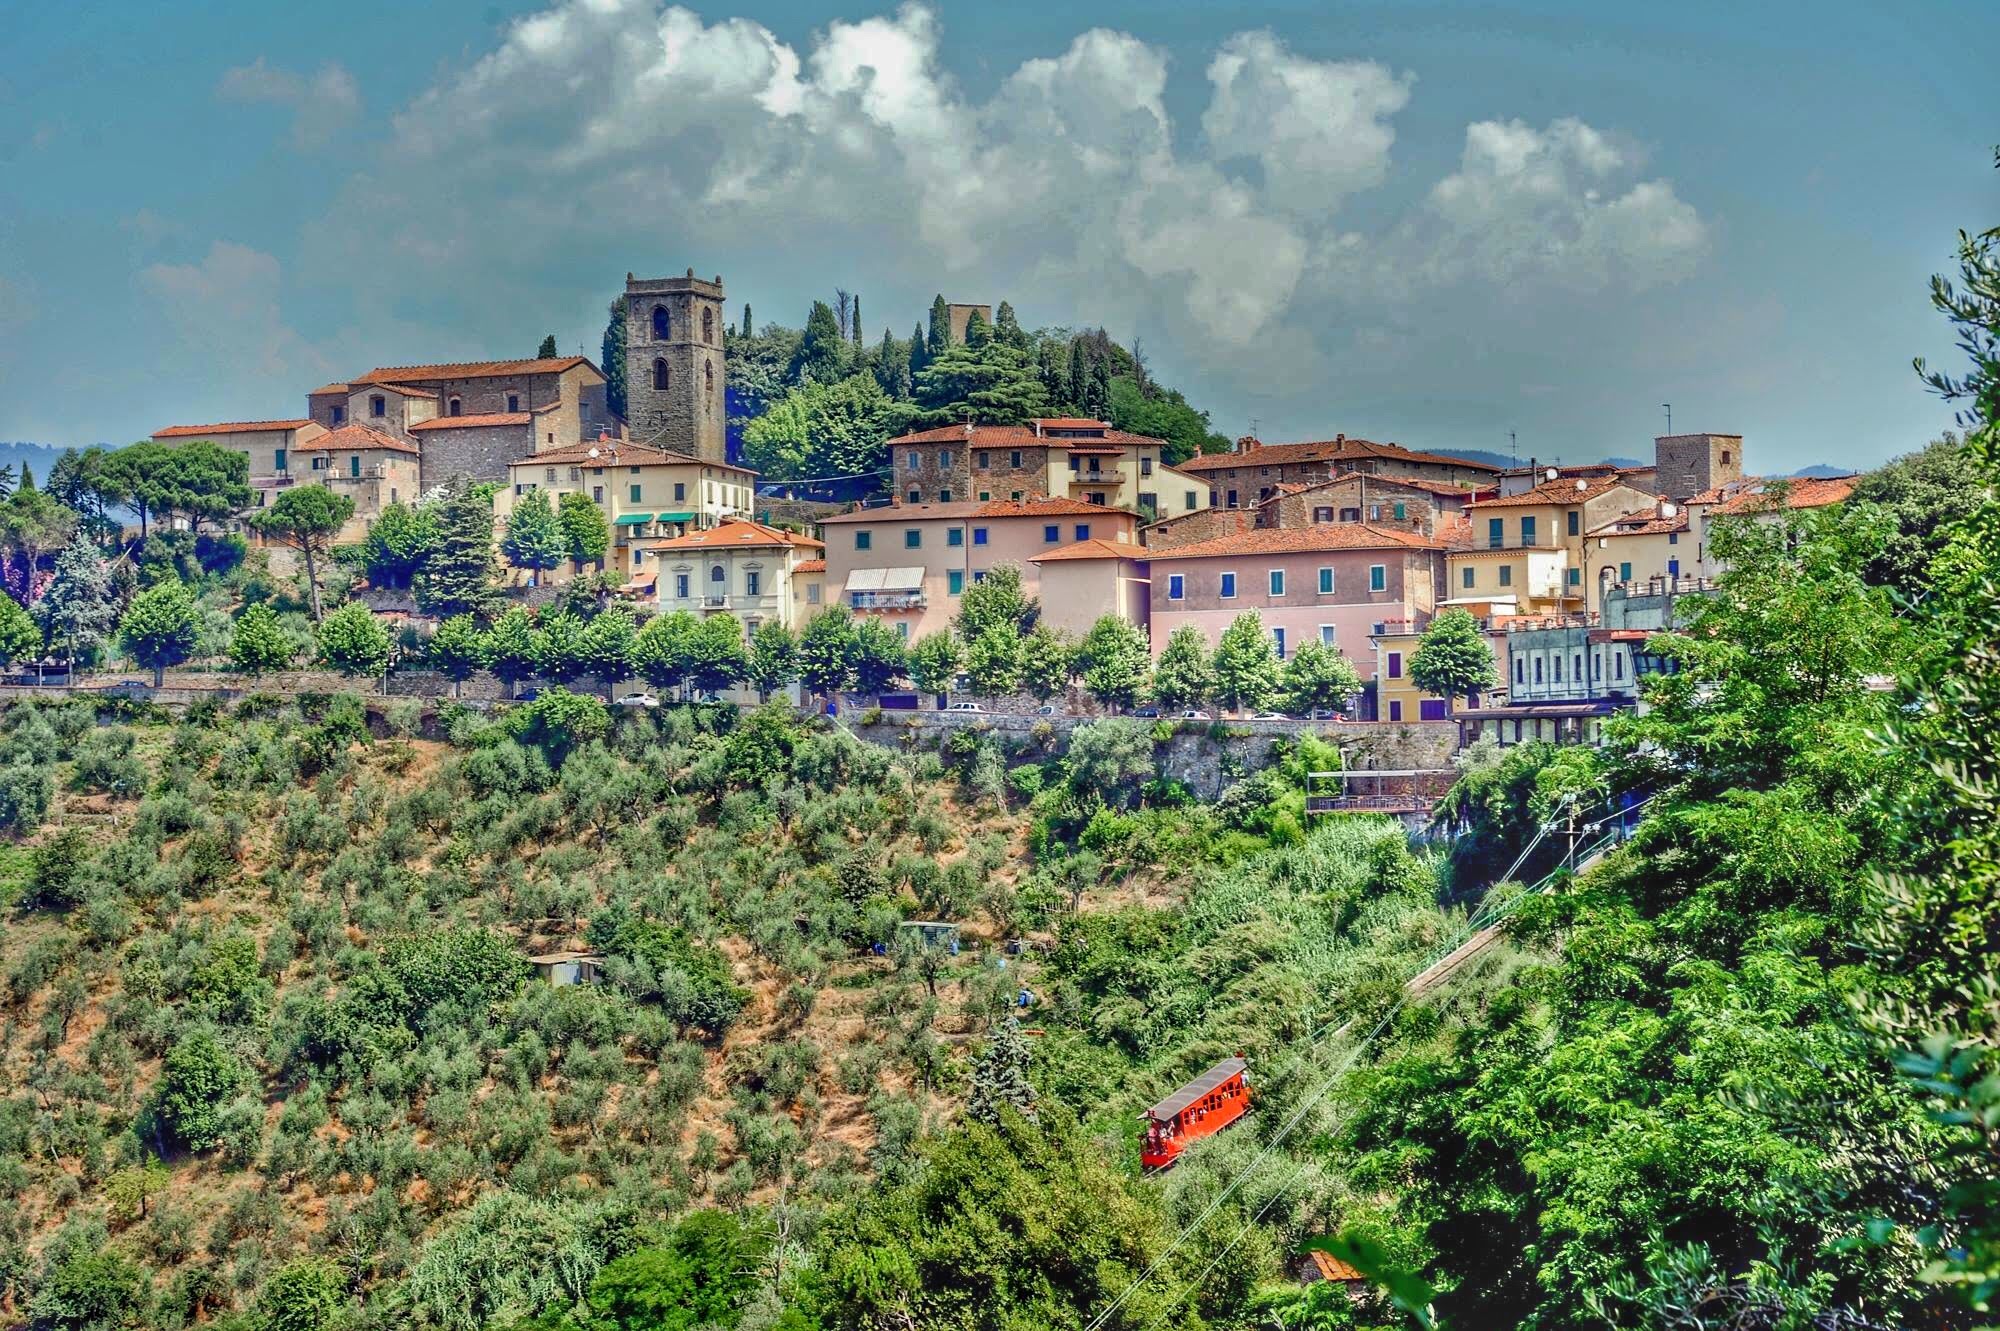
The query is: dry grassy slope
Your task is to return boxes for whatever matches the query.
[0,725,1066,1276]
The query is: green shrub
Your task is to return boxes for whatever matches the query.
[151,1028,245,1152]
[0,761,53,834]
[253,1257,347,1331]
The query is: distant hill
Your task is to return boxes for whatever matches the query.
[1429,447,1517,470]
[0,443,85,484]
[1787,463,1855,479]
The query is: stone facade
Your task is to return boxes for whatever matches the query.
[1261,474,1463,536]
[1653,433,1744,503]
[413,421,536,488]
[1140,506,1257,552]
[624,271,727,462]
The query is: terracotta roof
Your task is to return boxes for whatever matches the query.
[793,558,826,573]
[1307,1250,1367,1284]
[887,422,1164,449]
[307,383,351,397]
[818,496,1137,524]
[1030,537,1147,563]
[1435,514,1474,549]
[517,439,756,474]
[1033,417,1112,429]
[355,356,595,384]
[297,424,420,456]
[1149,523,1442,560]
[1588,509,1688,537]
[354,382,436,399]
[1176,435,1503,475]
[638,517,822,552]
[153,419,314,438]
[1697,476,1856,514]
[408,412,532,431]
[1469,476,1652,509]
[1307,470,1487,499]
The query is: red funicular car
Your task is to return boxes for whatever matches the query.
[1141,1056,1251,1170]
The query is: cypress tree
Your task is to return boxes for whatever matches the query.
[741,303,753,338]
[909,323,929,378]
[969,1018,1036,1125]
[928,295,951,355]
[851,295,863,348]
[1068,338,1088,415]
[602,297,627,420]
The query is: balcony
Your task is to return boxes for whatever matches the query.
[850,591,925,610]
[1068,470,1124,489]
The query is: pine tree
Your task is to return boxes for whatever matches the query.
[602,297,627,420]
[968,1018,1036,1125]
[964,308,993,348]
[796,301,846,383]
[249,485,354,621]
[33,536,117,667]
[414,483,498,619]
[1068,338,1089,415]
[538,334,559,359]
[909,324,929,380]
[994,301,1029,351]
[928,295,951,356]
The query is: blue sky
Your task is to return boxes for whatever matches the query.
[1,1,1993,474]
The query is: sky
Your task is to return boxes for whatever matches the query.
[0,1,1993,475]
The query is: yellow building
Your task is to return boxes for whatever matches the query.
[1457,475,1657,614]
[1369,613,1508,722]
[645,517,825,634]
[1583,502,1694,598]
[499,439,757,581]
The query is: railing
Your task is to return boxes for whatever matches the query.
[1069,470,1125,487]
[702,595,729,608]
[851,592,925,610]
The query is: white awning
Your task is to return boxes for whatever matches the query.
[844,568,888,592]
[844,566,926,592]
[1438,595,1518,608]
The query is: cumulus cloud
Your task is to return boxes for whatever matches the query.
[218,57,360,149]
[138,242,329,385]
[301,2,1707,419]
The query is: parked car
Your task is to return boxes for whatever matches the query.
[1034,703,1062,716]
[616,692,660,709]
[1132,705,1161,717]
[1177,709,1211,720]
[1250,711,1294,722]
[946,701,987,713]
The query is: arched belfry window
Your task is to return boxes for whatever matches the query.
[702,307,714,343]
[653,359,670,391]
[652,305,670,341]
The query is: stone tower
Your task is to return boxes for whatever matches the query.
[1653,432,1744,503]
[623,269,726,462]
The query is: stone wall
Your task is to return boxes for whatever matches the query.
[843,710,1456,800]
[419,422,535,487]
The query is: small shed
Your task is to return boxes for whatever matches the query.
[1293,1248,1368,1289]
[528,950,604,987]
[897,921,961,950]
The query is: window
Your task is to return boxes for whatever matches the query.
[674,482,686,501]
[570,468,582,482]
[1592,653,1601,679]
[1220,572,1237,599]
[1393,502,1406,521]
[978,491,990,502]
[592,486,604,502]
[1615,652,1625,680]
[1668,531,1679,545]
[675,573,690,598]
[907,488,921,504]
[1314,506,1334,523]
[1462,567,1475,589]
[349,455,361,477]
[973,528,989,546]
[1619,561,1633,582]
[370,394,385,417]
[652,359,669,391]
[652,305,670,340]
[702,306,714,343]
[710,564,725,584]
[1668,557,1681,578]
[1011,491,1024,501]
[855,531,872,551]
[1043,525,1059,542]
[1554,655,1563,682]
[1168,573,1185,600]
[1272,627,1286,659]
[1185,491,1198,511]
[629,484,642,503]
[907,451,919,469]
[1369,504,1381,521]
[330,405,345,424]
[1534,658,1544,684]
[1340,507,1361,522]
[1369,564,1387,592]
[947,569,965,595]
[1010,450,1022,468]
[807,583,821,605]
[1515,656,1525,684]
[1567,568,1582,585]
[274,448,286,473]
[1387,651,1403,678]
[1721,449,1732,465]
[1488,517,1504,547]
[939,450,952,468]
[947,527,964,547]
[1520,515,1537,545]
[1320,625,1336,646]
[1389,700,1403,721]
[896,622,910,640]
[1567,510,1579,536]
[745,570,761,596]
[1574,653,1584,683]
[1269,569,1285,596]
[1226,489,1239,508]
[1140,457,1153,476]
[629,466,640,474]
[1318,567,1334,594]
[972,570,987,583]
[938,489,953,503]
[507,394,520,412]
[1074,524,1090,541]
[1498,565,1513,587]
[904,529,922,549]
[976,451,989,468]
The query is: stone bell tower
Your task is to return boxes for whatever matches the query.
[623,269,726,462]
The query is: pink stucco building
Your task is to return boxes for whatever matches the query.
[1145,524,1447,673]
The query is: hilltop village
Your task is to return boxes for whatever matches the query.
[138,265,1856,745]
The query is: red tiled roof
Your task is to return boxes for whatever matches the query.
[819,496,1137,524]
[355,356,596,384]
[1149,523,1442,560]
[1033,417,1112,429]
[307,383,351,397]
[1469,476,1653,509]
[153,419,314,438]
[793,558,826,573]
[1307,1250,1367,1284]
[1030,537,1146,563]
[1696,476,1856,514]
[1588,509,1688,537]
[639,517,822,552]
[354,382,437,399]
[1176,435,1503,475]
[887,422,1164,449]
[516,439,756,473]
[408,412,532,431]
[297,424,420,456]
[1307,470,1487,499]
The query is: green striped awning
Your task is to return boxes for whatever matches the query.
[654,511,695,522]
[613,513,654,526]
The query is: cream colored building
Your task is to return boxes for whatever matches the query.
[151,418,328,491]
[289,426,423,541]
[1583,502,1694,599]
[1027,538,1151,636]
[1455,475,1658,614]
[888,419,1211,521]
[647,517,825,633]
[498,439,757,581]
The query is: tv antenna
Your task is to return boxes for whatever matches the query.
[1509,430,1517,464]
[1662,403,1672,435]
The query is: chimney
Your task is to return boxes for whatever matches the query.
[964,421,974,440]
[1236,434,1261,454]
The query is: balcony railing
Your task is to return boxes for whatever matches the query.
[1069,470,1124,488]
[850,592,925,610]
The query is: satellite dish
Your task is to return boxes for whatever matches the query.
[1545,468,1558,481]
[587,447,600,460]
[1576,479,1587,491]
[1661,502,1677,517]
